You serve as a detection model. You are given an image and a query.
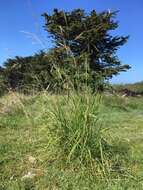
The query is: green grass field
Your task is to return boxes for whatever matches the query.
[0,92,143,189]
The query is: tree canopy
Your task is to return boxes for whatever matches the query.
[0,9,131,94]
[43,9,130,78]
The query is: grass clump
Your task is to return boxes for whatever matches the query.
[48,93,131,178]
[50,94,103,162]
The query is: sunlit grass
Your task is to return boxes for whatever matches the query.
[0,92,143,189]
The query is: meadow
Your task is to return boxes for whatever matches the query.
[0,91,143,190]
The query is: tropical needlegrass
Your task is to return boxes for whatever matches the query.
[48,93,131,177]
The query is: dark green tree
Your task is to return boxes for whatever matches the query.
[42,9,130,89]
[0,66,8,95]
[0,9,131,94]
[2,52,51,92]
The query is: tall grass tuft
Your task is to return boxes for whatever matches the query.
[49,93,98,162]
[47,92,128,178]
[44,92,132,179]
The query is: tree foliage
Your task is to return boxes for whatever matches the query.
[43,9,130,78]
[0,9,130,94]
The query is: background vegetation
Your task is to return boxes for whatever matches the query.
[0,9,130,94]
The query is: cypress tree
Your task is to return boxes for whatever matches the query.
[42,9,130,84]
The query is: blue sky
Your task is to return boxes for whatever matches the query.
[0,0,143,83]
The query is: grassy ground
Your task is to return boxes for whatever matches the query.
[114,81,143,93]
[0,92,143,189]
